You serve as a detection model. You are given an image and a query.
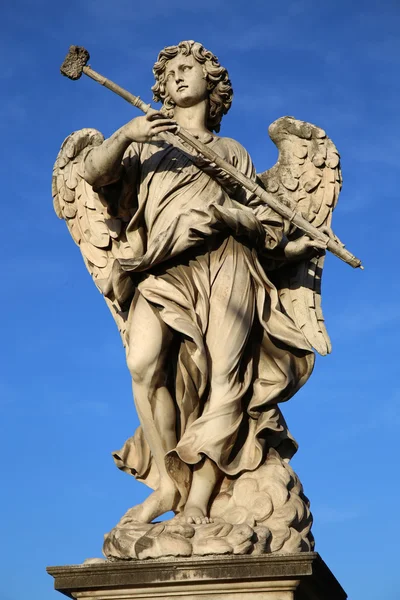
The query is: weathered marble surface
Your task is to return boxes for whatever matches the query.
[47,553,347,599]
[53,40,345,558]
[104,450,313,560]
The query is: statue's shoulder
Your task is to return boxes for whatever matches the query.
[215,135,247,150]
[214,135,252,165]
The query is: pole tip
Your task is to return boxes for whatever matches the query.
[60,45,90,80]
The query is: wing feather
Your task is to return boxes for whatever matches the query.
[258,116,342,355]
[53,128,135,347]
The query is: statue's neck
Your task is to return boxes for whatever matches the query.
[173,99,211,135]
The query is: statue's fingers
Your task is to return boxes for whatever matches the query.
[307,239,327,249]
[146,110,166,121]
[321,225,340,243]
[151,124,179,135]
[150,118,177,127]
[321,226,346,248]
[334,235,346,248]
[314,240,328,249]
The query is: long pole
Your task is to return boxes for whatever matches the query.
[67,56,363,269]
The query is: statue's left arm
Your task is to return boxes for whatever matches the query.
[256,116,343,355]
[214,121,341,356]
[219,137,285,252]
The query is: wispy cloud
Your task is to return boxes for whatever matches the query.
[314,505,362,524]
[232,87,288,116]
[0,96,27,127]
[330,302,400,337]
[83,0,224,25]
[335,394,400,442]
[344,136,400,168]
[0,40,36,80]
[364,36,400,65]
[335,191,374,215]
[62,400,111,417]
[0,381,17,409]
[209,0,321,54]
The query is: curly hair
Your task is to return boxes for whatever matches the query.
[152,40,233,133]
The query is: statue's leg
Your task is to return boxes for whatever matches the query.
[183,457,220,524]
[183,240,255,524]
[122,292,178,524]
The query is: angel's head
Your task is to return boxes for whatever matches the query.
[152,40,233,133]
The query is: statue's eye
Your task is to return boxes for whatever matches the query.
[182,65,192,72]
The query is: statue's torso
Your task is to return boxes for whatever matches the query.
[126,136,255,246]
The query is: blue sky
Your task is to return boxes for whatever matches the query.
[1,1,399,598]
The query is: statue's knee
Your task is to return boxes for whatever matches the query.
[127,351,166,387]
[210,369,231,389]
[127,352,149,385]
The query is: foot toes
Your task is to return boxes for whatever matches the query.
[184,506,213,525]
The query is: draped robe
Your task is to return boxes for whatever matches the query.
[93,134,315,492]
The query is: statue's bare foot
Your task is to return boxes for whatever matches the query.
[117,481,179,526]
[184,505,213,525]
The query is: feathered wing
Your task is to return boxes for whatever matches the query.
[52,128,135,347]
[258,116,342,356]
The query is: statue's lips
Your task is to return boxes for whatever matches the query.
[177,85,188,92]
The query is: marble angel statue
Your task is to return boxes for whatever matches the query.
[53,41,344,558]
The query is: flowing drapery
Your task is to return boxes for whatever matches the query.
[94,135,314,490]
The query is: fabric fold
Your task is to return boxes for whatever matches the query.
[102,135,315,493]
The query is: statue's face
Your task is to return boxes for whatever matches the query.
[164,53,208,108]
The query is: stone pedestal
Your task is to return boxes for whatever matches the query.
[47,552,346,600]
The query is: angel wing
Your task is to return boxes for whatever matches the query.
[52,128,136,347]
[258,116,342,356]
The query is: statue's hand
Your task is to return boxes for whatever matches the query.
[121,111,178,143]
[283,235,327,261]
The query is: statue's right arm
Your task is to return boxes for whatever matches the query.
[83,126,133,188]
[83,112,178,188]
